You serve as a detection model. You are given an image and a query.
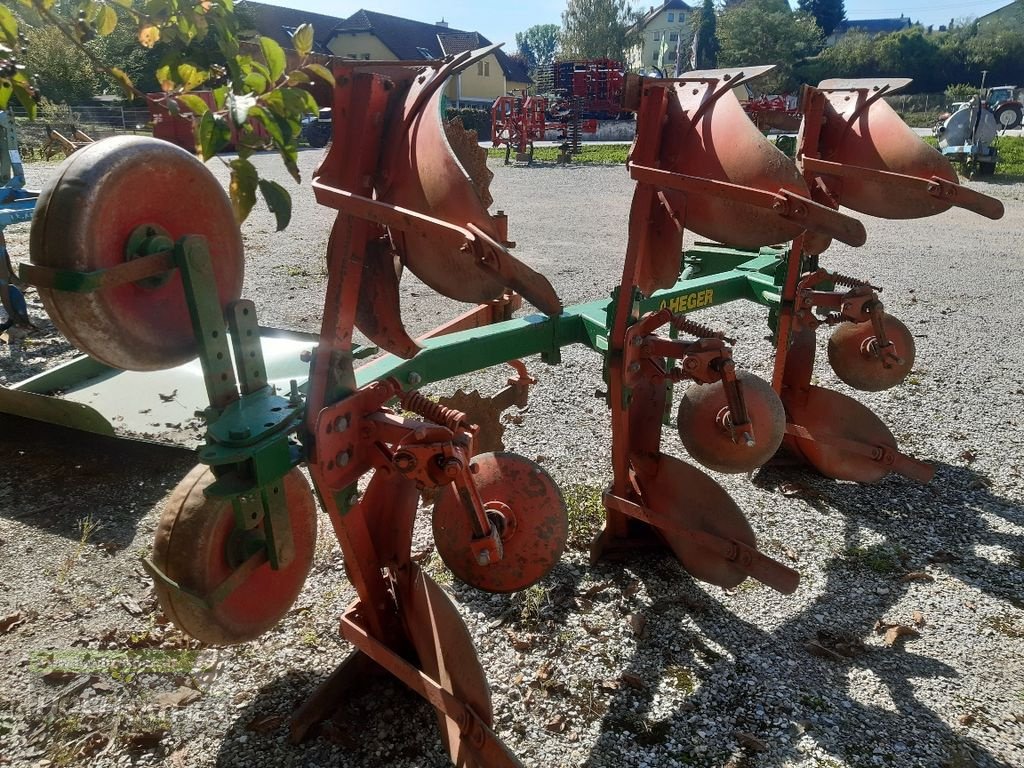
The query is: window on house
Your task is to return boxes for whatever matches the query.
[667,12,674,21]
[362,53,370,60]
[652,51,659,63]
[670,33,678,42]
[652,32,660,41]
[477,60,490,76]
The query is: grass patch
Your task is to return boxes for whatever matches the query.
[488,143,630,165]
[561,483,605,550]
[922,134,1024,178]
[982,612,1024,639]
[993,135,1024,176]
[840,543,906,575]
[55,514,101,585]
[664,664,697,694]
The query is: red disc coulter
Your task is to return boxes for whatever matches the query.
[20,46,1008,768]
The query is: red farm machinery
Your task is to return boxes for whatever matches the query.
[491,58,630,163]
[7,49,1005,767]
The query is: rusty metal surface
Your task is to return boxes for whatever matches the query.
[151,465,317,645]
[353,233,421,359]
[632,453,757,589]
[785,385,898,483]
[676,372,786,474]
[30,137,243,370]
[814,85,961,218]
[827,315,915,392]
[394,564,494,766]
[432,452,568,593]
[653,74,813,247]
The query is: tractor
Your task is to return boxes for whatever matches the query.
[986,84,1023,130]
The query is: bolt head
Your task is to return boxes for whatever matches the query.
[337,450,350,467]
[334,415,349,432]
[476,550,491,566]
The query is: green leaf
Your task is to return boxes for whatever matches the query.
[12,80,36,120]
[198,110,231,161]
[229,158,259,223]
[176,63,208,91]
[292,23,313,57]
[110,0,133,8]
[0,6,18,47]
[258,179,292,231]
[243,71,268,94]
[285,70,310,86]
[228,91,256,125]
[177,94,210,116]
[304,63,335,87]
[0,81,13,112]
[278,142,300,184]
[96,5,117,36]
[109,67,135,98]
[212,86,228,110]
[259,36,286,82]
[247,105,283,147]
[155,64,174,92]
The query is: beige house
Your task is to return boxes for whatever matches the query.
[329,10,532,107]
[242,3,530,107]
[628,1,694,73]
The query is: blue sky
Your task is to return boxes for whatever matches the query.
[282,1,1013,49]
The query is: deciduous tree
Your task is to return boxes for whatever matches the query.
[561,0,643,62]
[718,0,822,92]
[515,23,559,78]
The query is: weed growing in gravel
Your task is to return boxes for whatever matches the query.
[561,483,605,550]
[982,612,1024,639]
[55,514,101,585]
[423,551,453,586]
[840,543,906,575]
[515,583,549,625]
[664,664,697,694]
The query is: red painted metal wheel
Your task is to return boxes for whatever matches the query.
[432,452,568,593]
[827,315,916,392]
[152,464,317,645]
[30,136,243,370]
[634,454,756,590]
[786,385,897,483]
[395,564,493,766]
[676,372,786,473]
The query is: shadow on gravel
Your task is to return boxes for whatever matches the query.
[0,414,194,546]
[753,462,1024,610]
[215,667,452,768]
[580,462,1021,768]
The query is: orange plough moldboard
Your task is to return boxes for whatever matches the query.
[23,51,1003,766]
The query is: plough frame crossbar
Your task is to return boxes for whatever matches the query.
[14,54,1006,768]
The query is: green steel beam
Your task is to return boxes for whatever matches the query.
[356,250,788,389]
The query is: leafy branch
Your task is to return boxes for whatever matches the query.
[1,0,335,229]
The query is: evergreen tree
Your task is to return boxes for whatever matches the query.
[693,0,720,69]
[798,0,845,38]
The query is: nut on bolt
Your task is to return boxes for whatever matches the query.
[476,550,491,566]
[443,457,463,478]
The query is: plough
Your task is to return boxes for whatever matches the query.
[15,48,1002,765]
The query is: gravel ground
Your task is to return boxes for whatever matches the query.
[0,148,1022,768]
